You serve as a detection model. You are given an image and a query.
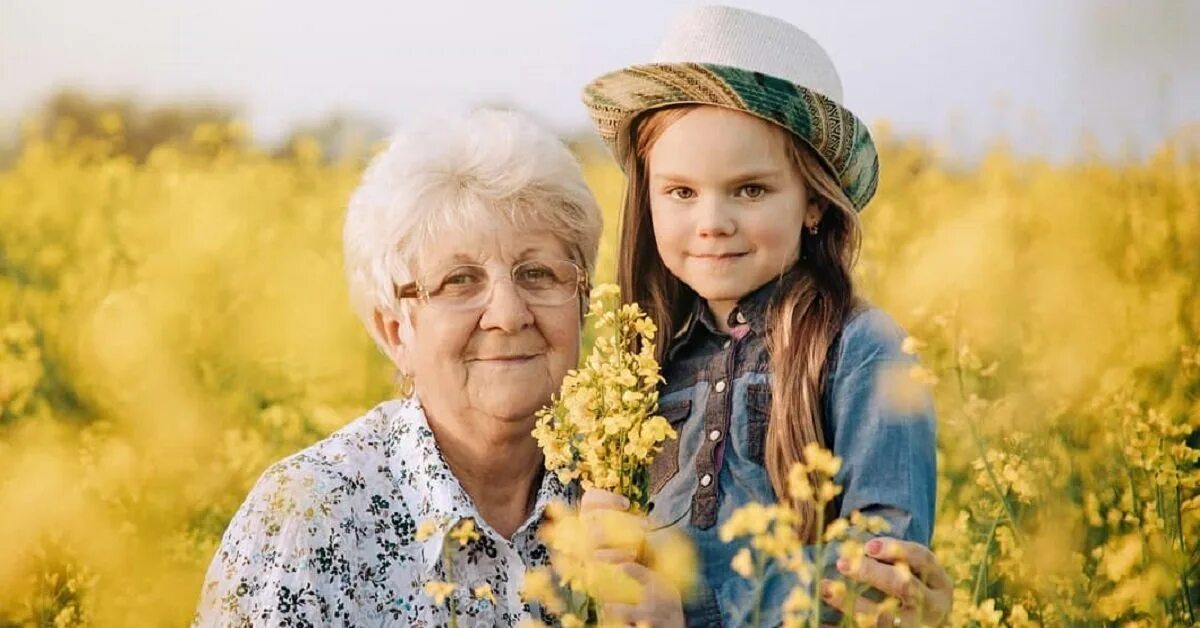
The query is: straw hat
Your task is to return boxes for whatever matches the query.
[583,5,879,210]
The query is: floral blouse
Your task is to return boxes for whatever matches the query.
[193,398,570,627]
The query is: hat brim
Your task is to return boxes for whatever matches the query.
[582,62,879,211]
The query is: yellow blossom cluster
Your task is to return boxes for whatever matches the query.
[518,501,697,627]
[532,284,675,509]
[721,443,895,627]
[526,286,693,625]
[413,517,491,627]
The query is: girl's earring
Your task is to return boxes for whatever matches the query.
[808,223,819,236]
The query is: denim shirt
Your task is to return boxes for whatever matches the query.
[647,278,937,627]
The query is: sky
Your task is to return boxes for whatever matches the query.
[2,0,1198,160]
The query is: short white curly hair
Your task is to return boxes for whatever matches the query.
[343,107,603,352]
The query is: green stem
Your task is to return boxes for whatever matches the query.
[1117,438,1170,623]
[952,318,1069,625]
[841,585,859,628]
[956,357,1022,541]
[972,516,1000,605]
[442,536,459,628]
[1175,483,1197,623]
[752,550,766,628]
[614,307,626,500]
[812,504,827,628]
[580,593,597,624]
[1153,481,1177,621]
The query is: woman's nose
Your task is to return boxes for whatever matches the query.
[478,277,534,332]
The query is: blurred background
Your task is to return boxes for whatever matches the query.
[4,0,1199,160]
[1,1,1198,626]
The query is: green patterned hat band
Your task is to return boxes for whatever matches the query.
[583,62,879,211]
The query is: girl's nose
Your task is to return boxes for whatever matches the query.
[695,199,736,237]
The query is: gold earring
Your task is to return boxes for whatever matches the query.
[396,371,414,398]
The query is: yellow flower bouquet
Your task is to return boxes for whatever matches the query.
[523,284,691,625]
[532,283,676,511]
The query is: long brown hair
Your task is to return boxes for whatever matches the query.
[618,105,863,542]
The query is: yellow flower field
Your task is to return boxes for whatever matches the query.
[0,119,1197,626]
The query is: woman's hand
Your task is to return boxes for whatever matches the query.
[820,537,952,627]
[580,488,685,627]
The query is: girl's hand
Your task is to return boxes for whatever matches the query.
[579,486,633,513]
[579,488,648,562]
[580,488,684,627]
[820,537,952,627]
[600,562,686,628]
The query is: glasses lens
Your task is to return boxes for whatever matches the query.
[514,260,580,306]
[427,265,489,306]
[421,260,581,310]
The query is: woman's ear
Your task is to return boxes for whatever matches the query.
[373,308,412,374]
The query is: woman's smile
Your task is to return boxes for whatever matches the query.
[468,353,544,366]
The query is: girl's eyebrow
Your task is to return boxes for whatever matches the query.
[650,170,784,185]
[649,172,696,184]
[727,169,783,184]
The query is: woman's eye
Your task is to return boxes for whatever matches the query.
[738,184,767,199]
[517,266,554,282]
[667,187,696,200]
[443,269,484,285]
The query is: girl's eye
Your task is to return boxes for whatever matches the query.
[737,184,767,199]
[667,187,696,200]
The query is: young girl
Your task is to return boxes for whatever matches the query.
[580,6,947,626]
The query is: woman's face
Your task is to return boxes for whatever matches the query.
[382,226,582,426]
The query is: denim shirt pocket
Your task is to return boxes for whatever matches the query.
[745,383,772,465]
[649,399,692,495]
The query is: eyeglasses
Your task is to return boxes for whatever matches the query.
[395,259,588,311]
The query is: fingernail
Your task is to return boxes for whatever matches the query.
[866,539,882,555]
[836,558,849,572]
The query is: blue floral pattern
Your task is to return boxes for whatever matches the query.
[193,398,568,627]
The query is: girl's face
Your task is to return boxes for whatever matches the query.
[645,106,822,320]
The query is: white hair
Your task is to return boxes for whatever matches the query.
[343,107,603,352]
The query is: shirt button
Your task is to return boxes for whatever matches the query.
[735,311,747,324]
[700,473,713,487]
[714,380,727,393]
[708,429,722,442]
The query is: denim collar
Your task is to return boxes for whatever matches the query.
[667,268,801,360]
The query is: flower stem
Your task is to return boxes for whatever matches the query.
[1175,483,1196,623]
[971,516,1000,605]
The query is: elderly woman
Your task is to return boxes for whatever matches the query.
[193,109,951,626]
[194,109,598,626]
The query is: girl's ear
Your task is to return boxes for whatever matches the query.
[804,198,826,230]
[373,308,412,375]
